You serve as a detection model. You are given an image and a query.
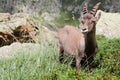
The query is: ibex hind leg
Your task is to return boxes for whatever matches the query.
[88,56,99,69]
[59,46,64,63]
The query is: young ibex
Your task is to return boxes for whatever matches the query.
[58,2,101,75]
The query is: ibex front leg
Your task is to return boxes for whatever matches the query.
[75,55,82,77]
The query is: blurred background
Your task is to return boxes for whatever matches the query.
[0,0,120,14]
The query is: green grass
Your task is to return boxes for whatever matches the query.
[0,35,120,80]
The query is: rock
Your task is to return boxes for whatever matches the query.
[0,12,58,57]
[38,25,57,44]
[41,12,59,21]
[0,13,36,33]
[0,12,58,47]
[0,13,11,22]
[96,10,120,38]
[0,0,61,15]
[0,42,40,58]
[0,13,39,46]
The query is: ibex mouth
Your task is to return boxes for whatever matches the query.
[80,28,88,33]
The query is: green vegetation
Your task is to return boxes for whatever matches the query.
[0,35,120,80]
[53,11,80,28]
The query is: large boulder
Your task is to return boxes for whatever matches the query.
[0,12,58,57]
[0,13,39,46]
[96,10,120,38]
[0,13,58,47]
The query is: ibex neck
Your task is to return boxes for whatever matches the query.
[84,25,97,54]
[85,25,96,43]
[85,31,96,43]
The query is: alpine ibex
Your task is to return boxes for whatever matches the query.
[58,2,101,75]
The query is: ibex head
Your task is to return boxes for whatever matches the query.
[80,2,101,33]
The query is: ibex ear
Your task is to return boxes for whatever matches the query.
[95,12,101,22]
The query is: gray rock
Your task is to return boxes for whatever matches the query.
[0,42,40,58]
[96,10,120,38]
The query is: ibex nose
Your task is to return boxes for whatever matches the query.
[81,27,88,33]
[82,28,87,31]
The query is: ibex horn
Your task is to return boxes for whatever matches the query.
[82,3,88,14]
[90,2,101,16]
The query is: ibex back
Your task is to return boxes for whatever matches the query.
[58,2,101,76]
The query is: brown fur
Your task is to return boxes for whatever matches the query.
[58,25,85,76]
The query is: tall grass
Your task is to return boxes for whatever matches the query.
[0,42,59,80]
[0,35,120,80]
